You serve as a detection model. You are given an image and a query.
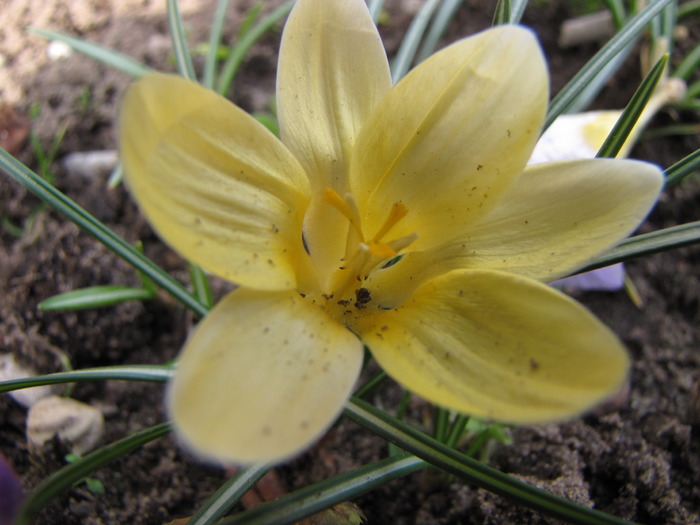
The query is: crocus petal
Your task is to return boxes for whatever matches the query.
[277,0,392,192]
[353,269,629,423]
[168,288,364,464]
[120,73,310,291]
[351,25,547,250]
[444,158,663,281]
[363,158,661,304]
[553,264,625,291]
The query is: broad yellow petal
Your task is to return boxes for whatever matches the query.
[277,0,391,192]
[445,158,663,281]
[168,289,364,464]
[353,269,628,423]
[351,26,547,250]
[362,158,662,304]
[120,73,310,291]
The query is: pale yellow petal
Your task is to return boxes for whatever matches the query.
[168,289,364,465]
[445,158,663,281]
[361,158,662,305]
[277,0,392,192]
[351,26,548,250]
[120,73,310,291]
[352,270,629,423]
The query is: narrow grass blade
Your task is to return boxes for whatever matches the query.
[189,463,271,525]
[493,0,511,26]
[596,54,669,158]
[545,0,674,130]
[15,422,172,525]
[664,147,700,187]
[167,0,197,80]
[345,398,632,525]
[220,454,425,525]
[203,0,230,90]
[216,0,294,97]
[678,0,700,18]
[38,285,154,310]
[0,147,208,316]
[603,0,626,29]
[578,221,700,273]
[0,365,173,395]
[27,27,153,77]
[674,43,700,81]
[416,0,463,63]
[445,414,469,448]
[107,162,123,189]
[391,0,441,84]
[368,0,385,23]
[508,0,529,24]
[189,262,214,310]
[565,45,635,114]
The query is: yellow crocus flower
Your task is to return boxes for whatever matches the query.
[120,0,663,464]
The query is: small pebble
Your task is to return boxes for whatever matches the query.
[62,150,118,178]
[47,41,73,61]
[0,354,56,408]
[27,395,104,456]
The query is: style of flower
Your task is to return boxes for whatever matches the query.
[119,0,663,465]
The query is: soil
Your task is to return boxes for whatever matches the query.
[1,1,699,524]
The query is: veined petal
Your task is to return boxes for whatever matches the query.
[120,73,310,291]
[277,0,392,192]
[444,158,663,281]
[168,289,364,464]
[353,269,629,423]
[351,26,548,250]
[363,158,662,303]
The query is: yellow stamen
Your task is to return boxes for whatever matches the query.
[372,202,408,243]
[323,188,363,239]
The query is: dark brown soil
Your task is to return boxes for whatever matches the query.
[1,1,699,524]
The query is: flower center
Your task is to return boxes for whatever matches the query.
[321,188,418,304]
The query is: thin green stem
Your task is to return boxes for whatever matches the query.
[345,398,632,525]
[220,454,425,525]
[391,0,441,83]
[203,0,231,90]
[189,463,271,525]
[0,365,173,394]
[0,147,208,316]
[16,423,172,525]
[664,148,700,188]
[578,221,700,273]
[368,0,385,23]
[416,0,464,64]
[545,0,674,130]
[27,27,152,77]
[167,0,197,80]
[216,1,294,97]
[596,54,668,158]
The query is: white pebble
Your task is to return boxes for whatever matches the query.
[62,150,118,178]
[47,41,73,61]
[0,354,56,408]
[27,396,104,456]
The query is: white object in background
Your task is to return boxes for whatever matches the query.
[527,77,685,291]
[0,354,57,408]
[47,41,73,61]
[26,396,104,456]
[62,150,118,178]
